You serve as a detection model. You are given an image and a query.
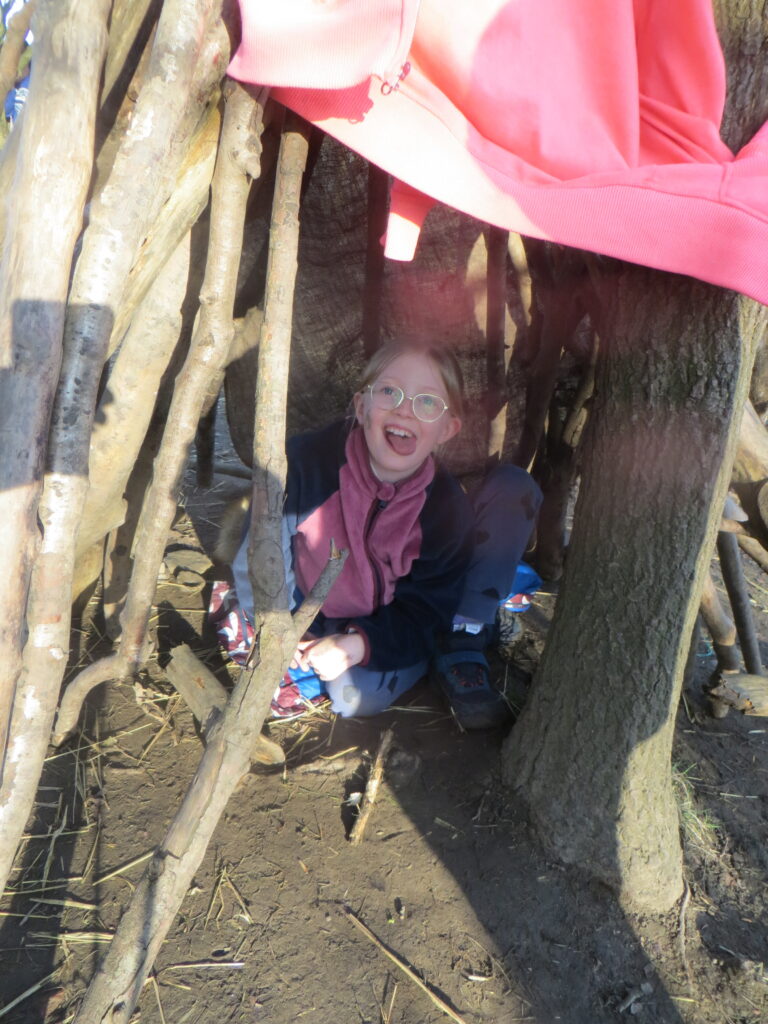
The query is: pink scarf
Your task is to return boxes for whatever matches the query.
[293,426,435,617]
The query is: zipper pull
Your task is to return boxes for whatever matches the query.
[380,62,411,96]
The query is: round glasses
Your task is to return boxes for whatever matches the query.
[367,381,449,423]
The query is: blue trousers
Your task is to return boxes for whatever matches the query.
[325,464,542,717]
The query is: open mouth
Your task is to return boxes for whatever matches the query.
[384,425,418,456]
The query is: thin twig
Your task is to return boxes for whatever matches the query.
[221,867,253,925]
[92,849,154,886]
[161,961,244,971]
[678,880,693,993]
[342,906,468,1024]
[385,980,398,1024]
[0,963,63,1021]
[38,897,99,911]
[349,729,394,846]
[151,974,167,1024]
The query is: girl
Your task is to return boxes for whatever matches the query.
[212,341,541,729]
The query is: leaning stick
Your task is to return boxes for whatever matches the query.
[165,644,285,766]
[53,73,257,743]
[486,226,510,461]
[72,104,316,1024]
[0,0,111,894]
[717,530,764,675]
[0,962,63,1023]
[737,533,768,574]
[699,568,740,673]
[342,906,469,1024]
[349,728,394,846]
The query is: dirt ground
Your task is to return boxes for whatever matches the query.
[1,443,768,1024]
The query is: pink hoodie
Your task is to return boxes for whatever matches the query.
[229,0,768,305]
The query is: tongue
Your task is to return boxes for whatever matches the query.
[386,431,418,456]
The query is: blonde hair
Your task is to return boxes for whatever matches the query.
[359,341,465,418]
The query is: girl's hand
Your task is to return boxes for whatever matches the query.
[292,633,365,682]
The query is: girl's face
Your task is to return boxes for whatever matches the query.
[353,351,462,483]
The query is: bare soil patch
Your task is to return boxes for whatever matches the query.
[1,463,767,1024]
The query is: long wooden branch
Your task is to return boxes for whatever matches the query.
[514,241,586,469]
[55,83,268,745]
[738,532,768,573]
[0,0,231,901]
[75,232,193,559]
[247,110,308,630]
[72,106,319,1024]
[100,0,158,108]
[0,0,110,887]
[0,0,37,238]
[0,0,221,719]
[717,530,764,675]
[103,71,226,359]
[485,225,510,460]
[699,568,740,673]
[733,399,768,485]
[508,232,532,328]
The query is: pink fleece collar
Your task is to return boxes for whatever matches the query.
[344,423,435,501]
[291,425,435,619]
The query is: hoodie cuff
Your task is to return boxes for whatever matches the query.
[346,625,371,666]
[383,180,436,260]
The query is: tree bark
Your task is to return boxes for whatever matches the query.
[503,272,762,910]
[502,0,768,912]
[100,0,160,111]
[0,0,110,797]
[104,99,222,359]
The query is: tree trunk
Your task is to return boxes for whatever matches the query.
[502,0,768,912]
[503,272,761,909]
